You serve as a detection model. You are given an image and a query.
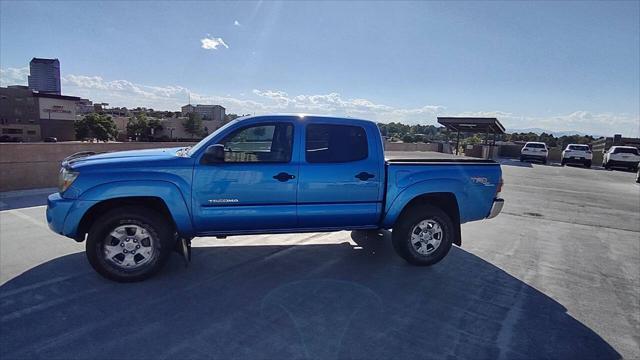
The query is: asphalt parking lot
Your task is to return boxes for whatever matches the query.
[0,154,638,359]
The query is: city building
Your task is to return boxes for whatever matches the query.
[28,58,61,95]
[76,98,94,115]
[181,104,225,122]
[36,93,80,141]
[0,86,41,142]
[158,117,193,140]
[181,104,195,115]
[194,104,225,123]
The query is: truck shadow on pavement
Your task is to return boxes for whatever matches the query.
[0,231,620,360]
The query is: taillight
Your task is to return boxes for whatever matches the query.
[541,149,547,152]
[523,148,529,151]
[496,178,503,197]
[565,150,571,153]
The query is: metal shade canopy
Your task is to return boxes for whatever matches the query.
[437,117,506,134]
[437,117,506,155]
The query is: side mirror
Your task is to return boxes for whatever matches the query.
[202,144,225,164]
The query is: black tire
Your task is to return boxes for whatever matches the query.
[86,206,174,282]
[519,156,524,162]
[392,204,455,266]
[561,159,565,166]
[585,161,591,168]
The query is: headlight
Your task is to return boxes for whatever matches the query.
[58,167,79,193]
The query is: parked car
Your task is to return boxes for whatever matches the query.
[561,144,592,168]
[520,142,549,164]
[43,137,58,143]
[46,115,504,282]
[0,135,20,143]
[603,146,640,171]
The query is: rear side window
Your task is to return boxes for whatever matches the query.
[525,143,546,148]
[613,147,639,155]
[306,124,368,163]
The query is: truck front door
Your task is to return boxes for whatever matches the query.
[192,121,299,233]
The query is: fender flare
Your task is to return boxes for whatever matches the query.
[78,180,194,236]
[381,179,466,229]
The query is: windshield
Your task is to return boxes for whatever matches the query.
[568,145,589,151]
[186,120,239,156]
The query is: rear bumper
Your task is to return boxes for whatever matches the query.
[606,159,639,169]
[487,198,504,219]
[520,154,547,161]
[563,156,591,163]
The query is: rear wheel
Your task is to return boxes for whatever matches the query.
[561,159,566,166]
[86,206,174,282]
[392,205,455,266]
[585,160,591,168]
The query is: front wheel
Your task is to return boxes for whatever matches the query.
[392,205,455,266]
[86,206,174,282]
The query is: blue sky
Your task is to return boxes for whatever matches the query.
[1,1,639,136]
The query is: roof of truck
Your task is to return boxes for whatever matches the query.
[236,114,377,125]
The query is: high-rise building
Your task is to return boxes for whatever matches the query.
[28,58,61,95]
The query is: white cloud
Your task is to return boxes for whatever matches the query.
[234,20,241,26]
[0,66,29,86]
[200,36,229,50]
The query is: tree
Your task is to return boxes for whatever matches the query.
[148,118,163,137]
[183,112,203,139]
[125,114,164,141]
[75,113,118,141]
[126,114,149,141]
[224,113,242,122]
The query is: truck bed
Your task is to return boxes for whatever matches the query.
[385,150,496,164]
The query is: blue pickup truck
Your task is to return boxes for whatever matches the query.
[47,115,504,282]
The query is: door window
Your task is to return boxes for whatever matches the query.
[221,123,293,163]
[305,124,368,163]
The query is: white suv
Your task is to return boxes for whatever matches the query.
[520,142,549,164]
[603,146,640,171]
[561,144,593,168]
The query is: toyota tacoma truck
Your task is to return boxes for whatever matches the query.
[47,115,504,282]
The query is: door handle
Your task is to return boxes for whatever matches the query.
[355,172,375,181]
[273,172,296,182]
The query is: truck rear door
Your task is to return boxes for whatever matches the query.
[296,121,382,228]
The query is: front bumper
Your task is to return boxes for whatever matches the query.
[46,193,75,235]
[47,194,99,240]
[487,198,504,219]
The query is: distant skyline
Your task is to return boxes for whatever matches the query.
[1,1,638,136]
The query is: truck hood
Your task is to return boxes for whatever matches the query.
[65,147,187,168]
